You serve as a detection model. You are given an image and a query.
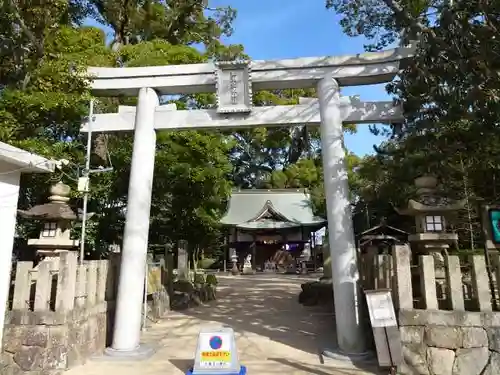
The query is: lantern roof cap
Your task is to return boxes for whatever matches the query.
[396,175,466,216]
[18,182,78,221]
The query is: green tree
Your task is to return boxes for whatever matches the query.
[327,0,500,132]
[327,0,500,246]
[1,0,242,257]
[84,40,237,256]
[89,0,236,50]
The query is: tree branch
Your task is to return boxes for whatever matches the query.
[7,0,44,58]
[382,0,439,42]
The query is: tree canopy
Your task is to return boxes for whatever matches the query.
[2,0,353,259]
[4,0,496,258]
[327,0,500,248]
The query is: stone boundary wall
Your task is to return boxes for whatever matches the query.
[1,251,120,375]
[398,309,500,375]
[1,303,111,375]
[360,244,500,312]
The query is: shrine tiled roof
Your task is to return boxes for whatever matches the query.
[220,189,325,229]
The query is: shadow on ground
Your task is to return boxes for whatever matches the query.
[64,274,383,375]
[183,274,335,355]
[170,274,381,374]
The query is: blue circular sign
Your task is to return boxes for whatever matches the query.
[209,335,223,350]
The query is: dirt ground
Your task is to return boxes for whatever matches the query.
[65,274,383,375]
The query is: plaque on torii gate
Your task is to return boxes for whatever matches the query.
[214,60,253,114]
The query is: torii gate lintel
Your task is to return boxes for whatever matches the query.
[82,98,402,133]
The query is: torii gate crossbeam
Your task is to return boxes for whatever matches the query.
[83,46,413,359]
[82,99,400,133]
[88,46,413,96]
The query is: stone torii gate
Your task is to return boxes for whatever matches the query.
[82,46,414,358]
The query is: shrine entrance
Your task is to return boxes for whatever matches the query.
[83,45,414,357]
[220,189,325,273]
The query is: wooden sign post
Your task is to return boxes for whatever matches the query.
[364,289,402,374]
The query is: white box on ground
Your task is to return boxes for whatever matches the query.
[192,327,241,374]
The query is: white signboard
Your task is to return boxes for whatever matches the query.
[191,327,242,374]
[365,290,398,328]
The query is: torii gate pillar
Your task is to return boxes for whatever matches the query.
[106,87,159,356]
[318,76,365,354]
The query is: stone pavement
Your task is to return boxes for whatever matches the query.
[65,274,382,375]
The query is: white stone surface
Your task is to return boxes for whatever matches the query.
[462,327,488,348]
[0,144,53,352]
[452,348,489,375]
[484,352,500,375]
[317,75,364,353]
[88,46,415,96]
[111,87,159,351]
[82,99,402,133]
[118,103,177,113]
[0,169,21,353]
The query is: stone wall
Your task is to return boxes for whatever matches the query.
[357,245,500,374]
[1,252,119,375]
[398,310,500,375]
[1,303,111,375]
[147,287,170,321]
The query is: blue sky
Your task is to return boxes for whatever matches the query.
[86,0,392,156]
[211,0,390,156]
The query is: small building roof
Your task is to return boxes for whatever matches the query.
[358,222,409,238]
[0,142,54,173]
[220,189,325,230]
[357,221,409,248]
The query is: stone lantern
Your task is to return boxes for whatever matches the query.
[229,248,239,275]
[17,182,85,264]
[396,176,465,302]
[396,175,465,259]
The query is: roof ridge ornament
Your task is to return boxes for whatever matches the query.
[250,199,291,223]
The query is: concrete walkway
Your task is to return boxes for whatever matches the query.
[66,274,382,375]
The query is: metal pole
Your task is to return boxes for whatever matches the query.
[80,99,94,263]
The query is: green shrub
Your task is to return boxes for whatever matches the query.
[198,258,216,269]
[206,274,218,285]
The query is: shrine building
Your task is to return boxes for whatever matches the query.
[220,189,326,269]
